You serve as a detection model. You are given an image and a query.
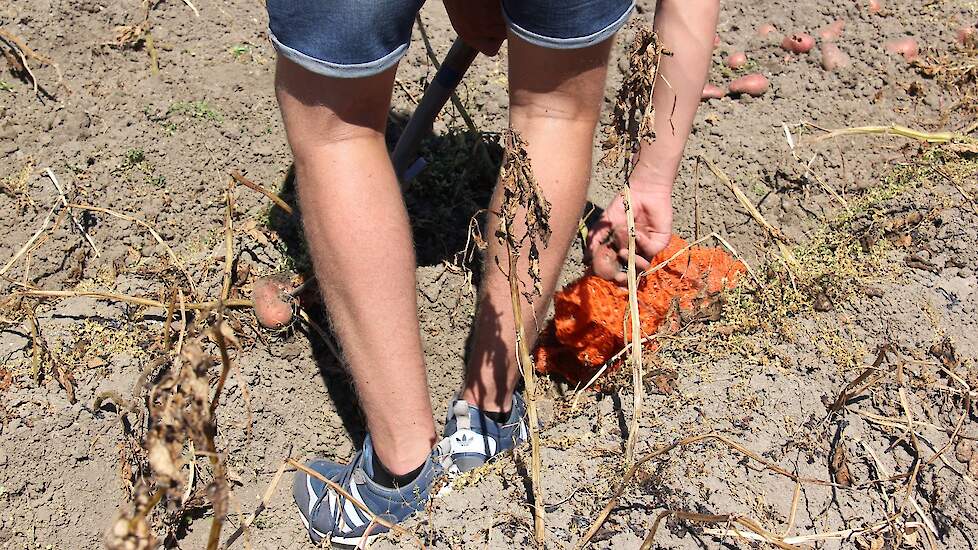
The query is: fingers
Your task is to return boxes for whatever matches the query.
[617,248,651,271]
[590,245,622,281]
[636,231,672,259]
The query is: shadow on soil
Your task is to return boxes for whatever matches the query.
[265,111,504,444]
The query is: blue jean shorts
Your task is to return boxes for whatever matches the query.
[267,0,634,79]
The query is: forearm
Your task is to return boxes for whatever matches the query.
[631,0,719,191]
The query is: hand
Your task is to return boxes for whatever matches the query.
[585,184,673,285]
[442,0,507,56]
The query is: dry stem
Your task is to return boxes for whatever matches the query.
[45,169,100,257]
[808,123,977,146]
[17,289,251,311]
[497,130,550,545]
[230,171,293,215]
[577,432,845,548]
[622,187,644,467]
[66,203,198,296]
[702,156,798,265]
[642,510,803,550]
[0,199,58,277]
[222,185,235,301]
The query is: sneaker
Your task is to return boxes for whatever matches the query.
[292,435,441,547]
[437,393,529,475]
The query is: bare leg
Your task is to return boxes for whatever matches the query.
[275,57,435,474]
[462,36,614,412]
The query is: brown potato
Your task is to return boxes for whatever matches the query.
[782,33,815,54]
[955,439,974,464]
[728,73,769,97]
[252,276,295,330]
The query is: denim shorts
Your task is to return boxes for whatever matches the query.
[267,0,634,79]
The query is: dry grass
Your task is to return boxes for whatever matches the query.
[497,129,551,545]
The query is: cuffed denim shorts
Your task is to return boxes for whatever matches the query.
[267,0,634,79]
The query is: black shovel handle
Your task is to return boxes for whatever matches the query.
[391,39,479,180]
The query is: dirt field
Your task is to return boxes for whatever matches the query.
[1,0,977,548]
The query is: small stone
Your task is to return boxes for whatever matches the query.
[954,439,974,463]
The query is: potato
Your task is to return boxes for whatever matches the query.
[725,52,748,69]
[819,19,846,42]
[868,0,882,13]
[957,26,977,47]
[252,276,295,330]
[757,23,777,37]
[781,33,815,54]
[820,43,850,71]
[701,84,725,100]
[728,73,769,97]
[885,37,919,62]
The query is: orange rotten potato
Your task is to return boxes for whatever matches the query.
[534,234,745,385]
[252,275,295,330]
[725,51,747,69]
[885,37,919,62]
[728,73,769,96]
[782,33,815,53]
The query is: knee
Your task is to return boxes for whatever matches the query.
[509,88,602,128]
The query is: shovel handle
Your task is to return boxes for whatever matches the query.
[392,39,479,180]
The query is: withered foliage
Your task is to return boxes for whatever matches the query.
[915,38,978,115]
[108,338,231,549]
[106,485,159,550]
[600,24,665,177]
[497,129,552,298]
[145,342,216,503]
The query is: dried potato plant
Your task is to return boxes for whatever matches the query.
[496,129,551,545]
[600,25,664,176]
[599,23,665,466]
[108,338,232,550]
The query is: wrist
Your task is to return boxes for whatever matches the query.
[628,175,673,195]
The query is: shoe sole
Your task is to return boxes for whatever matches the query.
[296,507,381,548]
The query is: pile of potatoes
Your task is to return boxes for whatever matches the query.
[702,1,977,101]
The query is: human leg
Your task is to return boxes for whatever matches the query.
[275,58,436,476]
[461,33,614,412]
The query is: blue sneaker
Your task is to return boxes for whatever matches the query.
[292,435,442,547]
[437,393,529,475]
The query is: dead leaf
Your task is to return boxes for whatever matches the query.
[830,442,853,487]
